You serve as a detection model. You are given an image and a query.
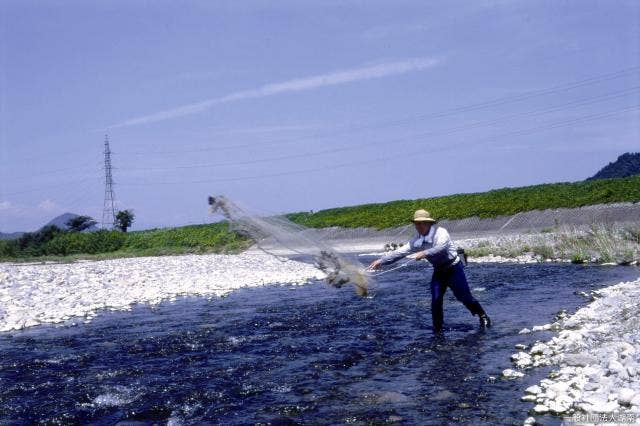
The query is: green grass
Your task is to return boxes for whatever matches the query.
[286,175,640,229]
[0,222,251,262]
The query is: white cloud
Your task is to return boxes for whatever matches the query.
[0,201,11,211]
[38,199,58,212]
[108,57,440,129]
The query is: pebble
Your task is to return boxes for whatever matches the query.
[525,385,541,395]
[511,352,533,368]
[511,277,640,422]
[531,324,552,332]
[532,404,549,414]
[618,388,635,406]
[0,253,325,332]
[502,369,525,379]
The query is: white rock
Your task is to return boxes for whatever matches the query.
[515,278,640,422]
[511,352,533,368]
[502,369,525,379]
[618,388,635,406]
[525,385,542,395]
[519,328,532,334]
[529,343,549,355]
[608,360,628,378]
[549,382,569,394]
[547,394,573,414]
[0,253,326,332]
[579,400,619,413]
[532,404,549,414]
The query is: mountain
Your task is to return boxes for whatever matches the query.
[588,152,640,180]
[1,213,99,240]
[44,213,81,229]
[43,213,99,231]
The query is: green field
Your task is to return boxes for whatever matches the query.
[287,175,640,229]
[1,175,638,261]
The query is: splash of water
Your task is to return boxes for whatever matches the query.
[208,195,369,296]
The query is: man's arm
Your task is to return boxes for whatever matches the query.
[369,240,413,269]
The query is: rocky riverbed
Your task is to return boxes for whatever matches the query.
[0,253,323,332]
[507,277,640,423]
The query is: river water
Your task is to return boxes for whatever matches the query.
[0,262,638,425]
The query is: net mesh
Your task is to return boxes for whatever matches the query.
[208,195,369,296]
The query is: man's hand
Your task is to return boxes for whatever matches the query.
[368,259,382,270]
[413,251,427,261]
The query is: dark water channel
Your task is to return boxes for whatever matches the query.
[0,261,638,425]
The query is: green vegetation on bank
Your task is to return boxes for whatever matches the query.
[464,224,640,265]
[2,175,638,261]
[287,176,640,229]
[0,222,250,261]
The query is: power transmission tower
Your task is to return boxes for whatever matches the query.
[101,135,117,229]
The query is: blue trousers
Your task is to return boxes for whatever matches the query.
[430,262,485,331]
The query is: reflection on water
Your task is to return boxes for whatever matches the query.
[0,262,637,425]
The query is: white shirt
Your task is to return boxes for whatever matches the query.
[380,225,459,268]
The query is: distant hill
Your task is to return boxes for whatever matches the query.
[588,152,640,180]
[44,213,81,229]
[44,213,99,232]
[0,231,24,240]
[0,213,98,240]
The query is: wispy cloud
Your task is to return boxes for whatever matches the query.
[38,199,59,213]
[108,57,440,129]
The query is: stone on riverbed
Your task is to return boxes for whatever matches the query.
[502,369,525,379]
[525,385,541,395]
[531,404,549,414]
[0,253,325,332]
[515,278,640,422]
[511,352,533,368]
[617,388,636,406]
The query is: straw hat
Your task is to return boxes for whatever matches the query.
[412,209,436,223]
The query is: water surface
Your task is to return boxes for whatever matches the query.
[1,262,638,425]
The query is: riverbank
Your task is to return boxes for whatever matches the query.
[508,276,640,423]
[0,253,323,332]
[2,176,639,263]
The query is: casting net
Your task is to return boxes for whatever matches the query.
[208,195,369,296]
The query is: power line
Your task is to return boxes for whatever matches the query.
[3,162,101,184]
[1,175,101,197]
[115,86,640,173]
[118,65,639,157]
[118,104,639,186]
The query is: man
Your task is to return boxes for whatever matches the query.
[369,209,491,333]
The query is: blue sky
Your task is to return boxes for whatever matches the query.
[1,0,639,232]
